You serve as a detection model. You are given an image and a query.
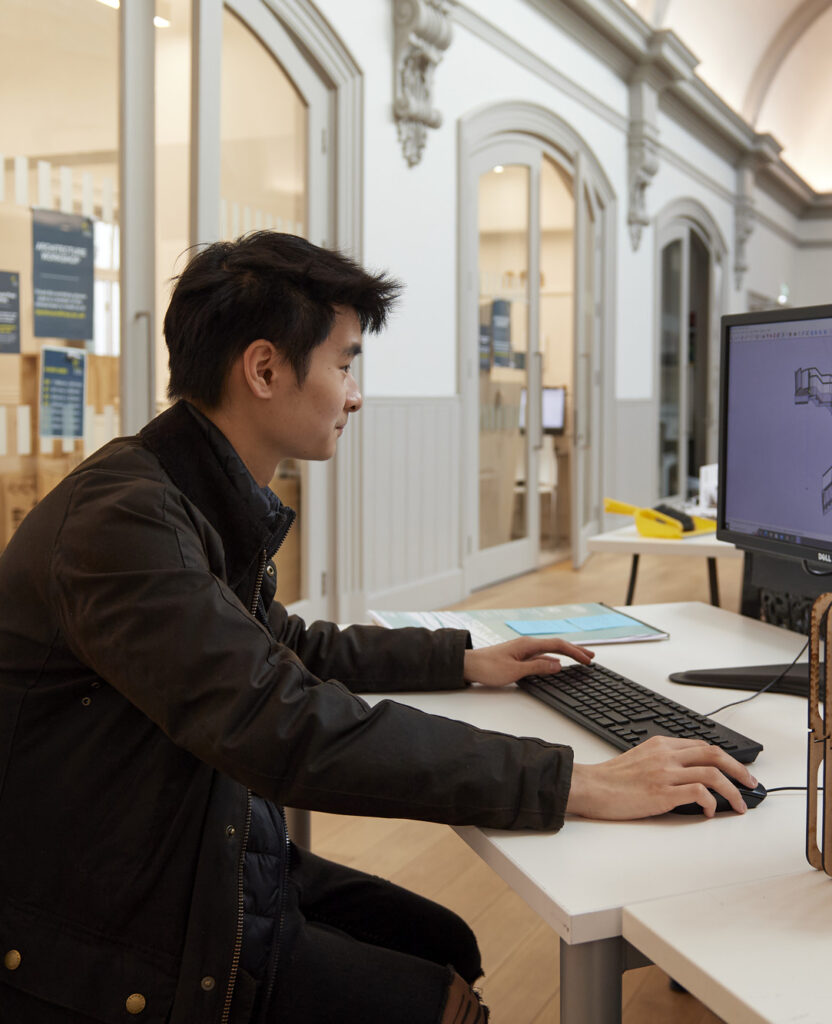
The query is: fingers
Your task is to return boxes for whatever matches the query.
[669,737,758,789]
[516,637,594,665]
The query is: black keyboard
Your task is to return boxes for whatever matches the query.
[518,662,763,764]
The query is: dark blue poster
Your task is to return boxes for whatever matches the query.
[0,272,20,353]
[32,209,94,341]
[40,346,86,439]
[491,299,512,367]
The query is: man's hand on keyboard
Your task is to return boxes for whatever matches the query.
[463,638,594,687]
[565,735,758,819]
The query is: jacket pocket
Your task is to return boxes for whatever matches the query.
[0,898,178,1024]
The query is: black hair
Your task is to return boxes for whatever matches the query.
[164,232,401,407]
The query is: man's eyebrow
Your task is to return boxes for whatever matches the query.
[342,343,363,357]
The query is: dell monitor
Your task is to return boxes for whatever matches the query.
[518,386,566,434]
[671,302,832,694]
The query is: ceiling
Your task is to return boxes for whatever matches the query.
[624,0,832,193]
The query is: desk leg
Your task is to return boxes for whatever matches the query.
[625,555,639,605]
[707,557,720,607]
[560,937,650,1024]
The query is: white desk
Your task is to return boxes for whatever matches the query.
[365,603,810,1023]
[587,524,743,605]
[623,869,830,1024]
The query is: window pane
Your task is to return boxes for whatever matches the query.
[477,164,529,550]
[659,240,682,498]
[0,0,120,552]
[539,154,573,552]
[221,6,307,603]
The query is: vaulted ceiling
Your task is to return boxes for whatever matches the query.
[624,0,832,192]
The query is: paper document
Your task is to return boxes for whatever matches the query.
[368,602,668,648]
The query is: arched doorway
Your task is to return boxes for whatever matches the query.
[458,103,615,589]
[655,200,727,503]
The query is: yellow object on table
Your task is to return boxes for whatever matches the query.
[604,498,716,539]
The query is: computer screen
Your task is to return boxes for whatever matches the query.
[518,386,566,434]
[718,303,832,572]
[671,303,832,694]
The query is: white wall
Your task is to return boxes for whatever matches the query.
[305,0,832,603]
[315,0,629,399]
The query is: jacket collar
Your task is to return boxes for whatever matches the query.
[139,401,295,589]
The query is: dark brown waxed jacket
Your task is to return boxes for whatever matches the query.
[0,401,573,1024]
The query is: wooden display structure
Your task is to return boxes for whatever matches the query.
[807,592,832,874]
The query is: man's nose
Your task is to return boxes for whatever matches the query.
[346,379,362,413]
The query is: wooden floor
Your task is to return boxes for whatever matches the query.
[307,551,744,1023]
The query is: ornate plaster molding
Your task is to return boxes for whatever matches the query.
[625,33,696,251]
[392,0,453,167]
[734,191,755,292]
[734,135,781,290]
[627,114,660,251]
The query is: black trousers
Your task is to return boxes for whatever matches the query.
[252,844,484,1024]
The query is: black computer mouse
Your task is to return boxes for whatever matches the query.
[670,778,767,816]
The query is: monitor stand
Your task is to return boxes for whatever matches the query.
[669,662,817,699]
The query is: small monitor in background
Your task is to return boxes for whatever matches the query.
[518,386,566,434]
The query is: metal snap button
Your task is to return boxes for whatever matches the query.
[4,949,21,971]
[225,825,236,838]
[125,993,146,1014]
[201,976,216,991]
[266,563,275,577]
[81,697,92,706]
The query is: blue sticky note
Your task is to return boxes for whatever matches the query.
[505,619,575,635]
[566,612,634,631]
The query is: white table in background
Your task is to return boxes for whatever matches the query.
[586,524,743,606]
[365,602,810,1024]
[622,868,829,1024]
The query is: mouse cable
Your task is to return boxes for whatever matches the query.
[702,637,810,718]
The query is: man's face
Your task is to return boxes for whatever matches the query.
[268,306,363,462]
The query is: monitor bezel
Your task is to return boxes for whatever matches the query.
[716,301,832,570]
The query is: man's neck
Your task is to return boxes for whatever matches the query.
[188,400,277,488]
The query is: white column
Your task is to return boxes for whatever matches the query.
[190,0,223,246]
[119,1,156,432]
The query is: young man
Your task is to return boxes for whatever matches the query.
[0,233,755,1024]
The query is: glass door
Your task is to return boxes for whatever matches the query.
[463,141,542,590]
[657,225,711,503]
[222,0,331,621]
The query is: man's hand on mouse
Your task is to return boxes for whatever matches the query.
[462,638,594,688]
[565,735,758,819]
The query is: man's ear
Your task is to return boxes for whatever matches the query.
[240,339,278,398]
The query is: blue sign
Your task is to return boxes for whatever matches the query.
[32,209,94,341]
[491,299,511,367]
[0,271,20,353]
[40,346,86,439]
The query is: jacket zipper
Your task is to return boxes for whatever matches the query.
[220,788,252,1024]
[249,550,267,617]
[260,812,292,1010]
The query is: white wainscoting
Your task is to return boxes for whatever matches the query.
[362,396,465,613]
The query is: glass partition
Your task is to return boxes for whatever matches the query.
[221,5,308,603]
[477,164,529,550]
[659,239,682,498]
[0,0,119,552]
